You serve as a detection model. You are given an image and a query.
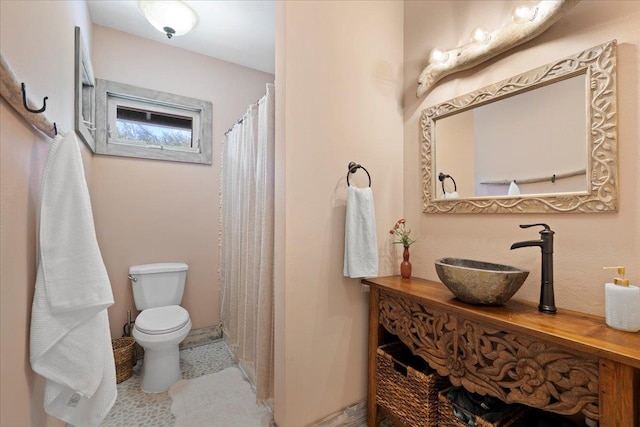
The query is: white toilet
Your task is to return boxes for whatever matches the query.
[129,262,192,393]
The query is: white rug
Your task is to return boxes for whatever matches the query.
[168,367,272,427]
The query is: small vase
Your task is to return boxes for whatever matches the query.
[400,246,412,279]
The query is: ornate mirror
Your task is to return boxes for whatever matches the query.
[421,41,617,214]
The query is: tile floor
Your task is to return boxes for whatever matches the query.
[102,341,380,427]
[102,341,235,427]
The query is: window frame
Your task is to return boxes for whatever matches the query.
[74,26,96,152]
[95,79,212,164]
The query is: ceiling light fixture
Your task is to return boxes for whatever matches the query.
[138,0,198,39]
[417,0,579,98]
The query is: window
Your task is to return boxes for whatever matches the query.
[108,95,199,150]
[95,79,212,164]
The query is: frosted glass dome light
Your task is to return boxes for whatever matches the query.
[512,5,538,24]
[139,1,198,39]
[429,47,450,64]
[471,26,491,45]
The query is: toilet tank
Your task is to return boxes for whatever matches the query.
[129,263,188,310]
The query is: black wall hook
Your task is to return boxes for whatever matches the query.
[346,162,371,187]
[21,82,48,114]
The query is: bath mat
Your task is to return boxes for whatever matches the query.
[168,367,271,427]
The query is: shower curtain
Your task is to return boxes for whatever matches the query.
[220,83,275,401]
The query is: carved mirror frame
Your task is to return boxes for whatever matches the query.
[421,40,618,214]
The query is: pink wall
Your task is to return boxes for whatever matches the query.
[0,2,93,425]
[404,1,639,316]
[274,2,404,425]
[90,25,274,336]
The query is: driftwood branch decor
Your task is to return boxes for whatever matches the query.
[416,0,581,98]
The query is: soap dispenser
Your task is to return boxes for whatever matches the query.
[603,266,640,332]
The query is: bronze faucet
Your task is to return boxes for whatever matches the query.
[510,223,556,313]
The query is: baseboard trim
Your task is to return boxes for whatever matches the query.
[180,325,223,350]
[309,399,367,427]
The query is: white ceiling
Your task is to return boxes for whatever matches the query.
[87,0,275,74]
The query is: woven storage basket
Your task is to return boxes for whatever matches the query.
[112,337,135,384]
[438,387,531,427]
[376,342,449,427]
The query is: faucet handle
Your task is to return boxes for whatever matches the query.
[519,223,551,231]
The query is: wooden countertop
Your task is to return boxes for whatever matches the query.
[363,276,640,369]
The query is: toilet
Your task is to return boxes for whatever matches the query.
[129,262,192,393]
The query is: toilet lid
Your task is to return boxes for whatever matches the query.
[135,305,190,335]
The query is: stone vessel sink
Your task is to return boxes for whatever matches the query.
[434,258,529,305]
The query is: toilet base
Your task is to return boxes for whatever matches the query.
[140,344,182,393]
[132,319,191,394]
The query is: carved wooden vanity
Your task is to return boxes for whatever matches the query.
[364,276,640,427]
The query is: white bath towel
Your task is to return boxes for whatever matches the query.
[343,186,378,278]
[508,180,521,196]
[30,132,116,427]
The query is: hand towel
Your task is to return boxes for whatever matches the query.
[508,180,521,196]
[343,186,378,278]
[30,132,116,427]
[443,191,459,199]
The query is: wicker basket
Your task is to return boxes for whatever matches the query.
[438,387,531,427]
[376,342,449,426]
[112,337,135,384]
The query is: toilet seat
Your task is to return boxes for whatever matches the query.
[135,305,190,335]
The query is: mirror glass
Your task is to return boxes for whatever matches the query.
[435,75,587,199]
[421,41,618,214]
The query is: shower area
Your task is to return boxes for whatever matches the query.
[219,83,276,403]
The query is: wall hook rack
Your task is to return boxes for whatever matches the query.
[1,53,57,138]
[21,82,48,114]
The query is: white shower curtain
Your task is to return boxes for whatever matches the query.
[220,83,274,402]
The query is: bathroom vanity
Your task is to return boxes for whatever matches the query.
[364,276,640,427]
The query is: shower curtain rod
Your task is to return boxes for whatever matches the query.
[480,168,587,185]
[224,117,245,136]
[0,52,60,138]
[224,96,265,136]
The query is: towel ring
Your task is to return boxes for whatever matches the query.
[346,162,371,187]
[439,172,456,194]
